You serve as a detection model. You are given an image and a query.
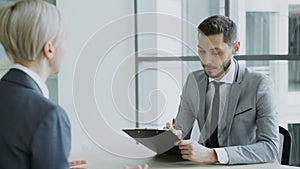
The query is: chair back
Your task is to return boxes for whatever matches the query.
[279,126,291,165]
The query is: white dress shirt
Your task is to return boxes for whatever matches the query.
[12,64,49,99]
[206,59,236,164]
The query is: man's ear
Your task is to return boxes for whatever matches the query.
[43,41,55,59]
[232,41,240,55]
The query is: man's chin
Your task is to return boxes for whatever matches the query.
[205,70,224,79]
[204,71,214,77]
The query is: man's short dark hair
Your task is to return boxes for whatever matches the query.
[197,15,237,44]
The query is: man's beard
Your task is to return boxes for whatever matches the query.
[204,59,231,79]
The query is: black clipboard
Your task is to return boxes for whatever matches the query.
[123,128,181,155]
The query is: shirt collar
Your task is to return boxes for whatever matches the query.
[11,64,49,99]
[209,59,236,84]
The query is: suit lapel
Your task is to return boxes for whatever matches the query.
[226,60,244,145]
[226,82,241,142]
[197,74,208,130]
[1,69,43,95]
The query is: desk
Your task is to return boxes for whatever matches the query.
[70,148,299,169]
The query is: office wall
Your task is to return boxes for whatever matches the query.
[57,0,136,153]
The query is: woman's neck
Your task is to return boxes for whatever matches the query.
[14,59,50,82]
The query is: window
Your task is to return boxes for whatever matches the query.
[289,5,300,91]
[245,12,275,74]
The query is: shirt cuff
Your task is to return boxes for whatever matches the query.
[213,148,229,164]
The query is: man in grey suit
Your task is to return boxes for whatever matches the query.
[0,0,86,168]
[166,15,279,164]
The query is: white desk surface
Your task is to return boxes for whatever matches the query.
[70,148,299,169]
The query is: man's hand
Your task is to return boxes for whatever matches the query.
[123,164,148,169]
[175,140,218,163]
[165,118,182,139]
[70,160,88,169]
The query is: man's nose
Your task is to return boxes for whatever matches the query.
[202,54,215,65]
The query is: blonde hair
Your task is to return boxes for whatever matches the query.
[0,0,64,62]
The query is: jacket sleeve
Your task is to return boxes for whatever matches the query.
[175,73,198,139]
[225,75,279,164]
[31,106,71,169]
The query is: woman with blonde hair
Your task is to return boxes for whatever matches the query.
[0,0,86,168]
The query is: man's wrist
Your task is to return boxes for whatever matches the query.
[209,149,218,163]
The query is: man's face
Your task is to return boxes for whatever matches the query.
[197,33,239,80]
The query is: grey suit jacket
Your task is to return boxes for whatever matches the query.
[175,60,279,164]
[0,69,71,169]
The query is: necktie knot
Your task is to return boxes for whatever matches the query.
[211,81,224,88]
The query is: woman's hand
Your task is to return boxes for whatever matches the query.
[69,160,88,169]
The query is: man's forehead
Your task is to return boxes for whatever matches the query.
[198,33,226,49]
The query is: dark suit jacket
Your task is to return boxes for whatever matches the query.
[0,69,71,169]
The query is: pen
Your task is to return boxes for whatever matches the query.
[172,118,176,128]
